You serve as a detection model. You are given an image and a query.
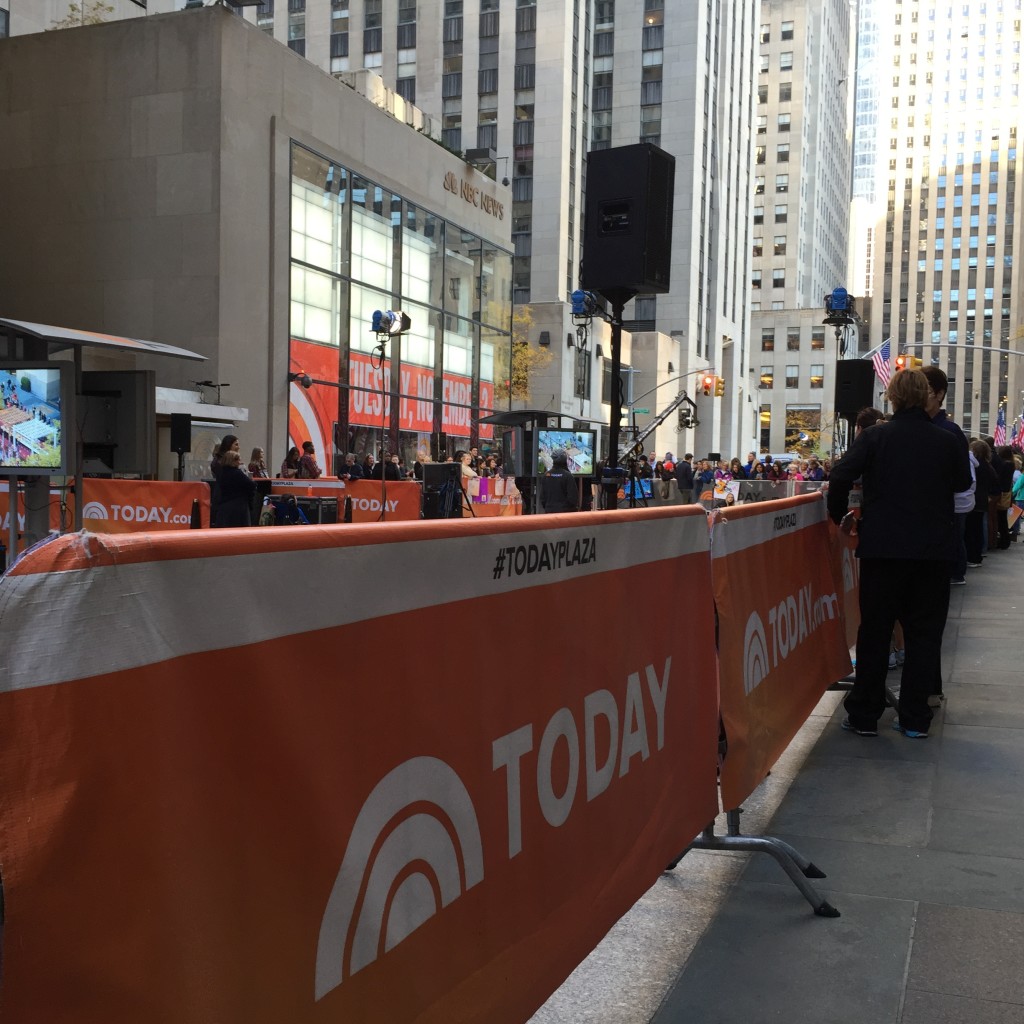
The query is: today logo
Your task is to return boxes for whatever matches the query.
[743,584,840,695]
[314,659,672,1000]
[82,501,190,525]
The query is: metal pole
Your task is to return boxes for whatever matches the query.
[6,474,17,569]
[604,299,626,510]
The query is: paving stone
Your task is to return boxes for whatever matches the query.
[907,903,1024,1005]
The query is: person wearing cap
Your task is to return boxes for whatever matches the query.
[540,449,580,513]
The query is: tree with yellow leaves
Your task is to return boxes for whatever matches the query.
[492,305,553,406]
[49,2,115,29]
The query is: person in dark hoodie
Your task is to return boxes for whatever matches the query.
[540,449,580,513]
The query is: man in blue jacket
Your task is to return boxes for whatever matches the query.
[827,369,972,738]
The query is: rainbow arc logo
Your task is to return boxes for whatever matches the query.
[314,756,484,1001]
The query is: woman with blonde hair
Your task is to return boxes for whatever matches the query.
[248,447,269,478]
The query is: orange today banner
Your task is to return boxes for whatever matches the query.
[78,478,211,532]
[711,493,853,810]
[0,481,65,538]
[828,520,861,651]
[270,478,422,521]
[0,507,719,1022]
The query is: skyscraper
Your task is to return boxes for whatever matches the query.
[865,1,1023,436]
[750,0,854,454]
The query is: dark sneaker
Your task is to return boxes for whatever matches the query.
[842,717,878,737]
[892,721,928,738]
[950,577,966,585]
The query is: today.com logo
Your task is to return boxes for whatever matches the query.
[82,501,190,525]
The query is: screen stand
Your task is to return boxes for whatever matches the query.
[5,474,17,570]
[23,476,50,549]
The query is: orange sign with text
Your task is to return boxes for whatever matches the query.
[270,479,422,521]
[0,481,65,540]
[79,478,211,533]
[712,493,852,809]
[0,507,718,1023]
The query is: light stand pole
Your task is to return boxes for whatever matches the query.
[369,310,411,522]
[600,288,635,510]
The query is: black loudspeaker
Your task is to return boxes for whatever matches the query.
[295,496,321,524]
[834,360,877,420]
[430,432,448,462]
[170,413,191,454]
[319,498,338,525]
[581,143,676,296]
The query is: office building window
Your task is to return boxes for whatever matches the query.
[810,365,824,388]
[761,328,775,350]
[774,204,787,223]
[760,366,774,389]
[780,52,793,71]
[811,327,825,350]
[773,269,786,288]
[785,365,799,388]
[787,327,800,350]
[774,235,787,255]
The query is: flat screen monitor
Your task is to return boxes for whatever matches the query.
[535,429,596,477]
[422,461,462,491]
[0,364,70,476]
[501,427,525,477]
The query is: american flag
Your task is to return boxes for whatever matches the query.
[993,406,1006,447]
[1011,418,1019,447]
[871,338,892,389]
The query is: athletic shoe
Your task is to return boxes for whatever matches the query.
[892,721,929,738]
[888,651,898,670]
[842,717,878,737]
[967,561,983,568]
[951,577,966,585]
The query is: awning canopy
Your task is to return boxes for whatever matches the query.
[0,318,207,362]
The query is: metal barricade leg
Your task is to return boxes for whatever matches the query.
[666,809,840,918]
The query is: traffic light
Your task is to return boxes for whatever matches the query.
[715,376,726,397]
[895,353,923,372]
[702,374,715,397]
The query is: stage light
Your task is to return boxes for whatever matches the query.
[370,310,412,336]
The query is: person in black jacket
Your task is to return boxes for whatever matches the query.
[674,453,695,503]
[827,369,972,738]
[993,444,1015,549]
[215,450,256,527]
[966,440,998,564]
[540,449,580,513]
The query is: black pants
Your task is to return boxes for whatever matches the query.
[846,558,951,734]
[965,505,986,563]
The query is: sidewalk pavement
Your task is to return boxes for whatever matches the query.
[534,542,1024,1024]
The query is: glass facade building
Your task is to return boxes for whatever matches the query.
[289,142,513,470]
